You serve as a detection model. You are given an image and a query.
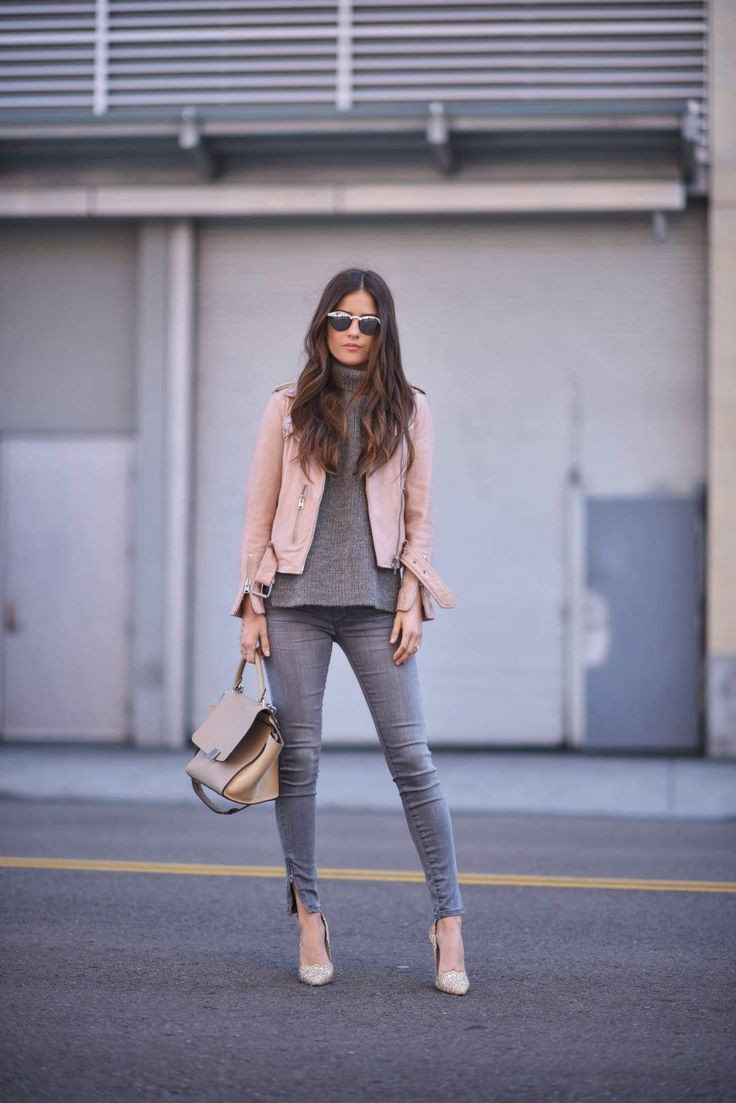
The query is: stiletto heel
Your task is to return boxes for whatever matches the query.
[428,919,470,995]
[298,912,334,986]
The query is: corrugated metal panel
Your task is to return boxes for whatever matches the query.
[0,221,137,433]
[0,1,708,131]
[351,2,708,107]
[192,210,705,746]
[0,2,96,110]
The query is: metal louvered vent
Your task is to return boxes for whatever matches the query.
[106,2,338,112]
[0,2,709,126]
[0,2,97,111]
[350,2,708,108]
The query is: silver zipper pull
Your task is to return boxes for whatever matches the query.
[243,551,255,594]
[292,485,308,542]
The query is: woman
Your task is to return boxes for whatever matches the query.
[231,267,469,996]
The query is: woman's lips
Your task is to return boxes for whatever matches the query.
[344,343,361,350]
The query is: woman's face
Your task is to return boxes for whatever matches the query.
[326,289,380,369]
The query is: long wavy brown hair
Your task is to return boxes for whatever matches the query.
[288,268,421,480]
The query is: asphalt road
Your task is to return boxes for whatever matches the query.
[1,799,735,1103]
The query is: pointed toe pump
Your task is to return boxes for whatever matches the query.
[428,919,470,996]
[298,912,334,986]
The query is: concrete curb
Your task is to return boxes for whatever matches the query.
[1,743,735,820]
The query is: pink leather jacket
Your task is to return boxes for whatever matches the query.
[229,379,456,622]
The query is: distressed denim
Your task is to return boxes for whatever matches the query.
[261,603,465,920]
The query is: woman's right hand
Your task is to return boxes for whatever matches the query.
[239,596,271,662]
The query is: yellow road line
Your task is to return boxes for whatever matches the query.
[1,856,735,893]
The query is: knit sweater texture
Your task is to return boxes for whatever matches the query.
[266,355,401,612]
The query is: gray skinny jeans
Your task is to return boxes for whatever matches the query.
[261,603,465,920]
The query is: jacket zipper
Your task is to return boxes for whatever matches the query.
[292,483,308,543]
[392,487,402,571]
[392,431,407,571]
[242,551,255,596]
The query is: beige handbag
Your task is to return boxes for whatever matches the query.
[186,647,284,814]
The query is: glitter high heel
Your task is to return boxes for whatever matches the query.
[428,918,470,996]
[298,912,334,986]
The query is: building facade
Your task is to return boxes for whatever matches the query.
[0,2,733,755]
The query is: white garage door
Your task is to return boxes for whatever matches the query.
[193,212,705,747]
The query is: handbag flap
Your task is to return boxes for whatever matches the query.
[191,690,271,762]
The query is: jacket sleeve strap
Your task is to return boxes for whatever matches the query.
[396,542,455,609]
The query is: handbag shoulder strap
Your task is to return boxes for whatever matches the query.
[190,777,248,814]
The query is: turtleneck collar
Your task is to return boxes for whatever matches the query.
[329,353,368,392]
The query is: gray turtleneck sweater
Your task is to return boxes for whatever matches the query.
[266,355,401,612]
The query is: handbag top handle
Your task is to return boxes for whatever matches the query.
[233,644,267,700]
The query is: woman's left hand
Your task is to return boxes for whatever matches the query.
[390,600,423,665]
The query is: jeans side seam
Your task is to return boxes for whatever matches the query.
[337,645,463,918]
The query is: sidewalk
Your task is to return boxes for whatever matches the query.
[1,742,734,819]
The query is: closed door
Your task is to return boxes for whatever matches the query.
[0,437,133,741]
[193,213,705,747]
[584,495,704,750]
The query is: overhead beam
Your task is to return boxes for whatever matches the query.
[0,179,686,219]
[0,110,687,143]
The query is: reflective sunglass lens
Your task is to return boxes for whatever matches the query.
[327,311,381,336]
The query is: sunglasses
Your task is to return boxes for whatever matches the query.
[326,310,381,337]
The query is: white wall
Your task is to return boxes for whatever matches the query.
[192,210,706,746]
